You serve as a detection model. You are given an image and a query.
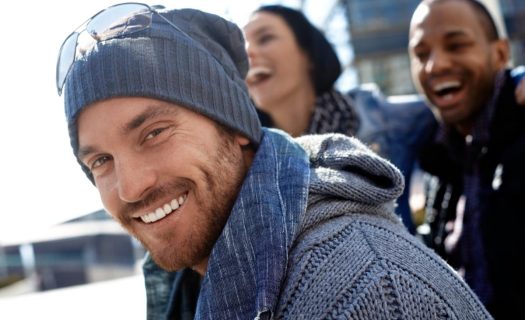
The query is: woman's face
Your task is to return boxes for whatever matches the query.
[244,12,314,110]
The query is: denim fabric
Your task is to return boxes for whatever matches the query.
[143,254,178,319]
[349,84,437,233]
[511,65,525,85]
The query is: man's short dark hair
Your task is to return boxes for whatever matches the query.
[427,0,500,41]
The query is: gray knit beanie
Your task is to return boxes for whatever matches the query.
[63,7,262,181]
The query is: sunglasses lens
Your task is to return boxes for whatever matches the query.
[86,3,152,41]
[56,3,155,96]
[56,32,79,95]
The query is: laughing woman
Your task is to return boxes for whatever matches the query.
[243,5,435,233]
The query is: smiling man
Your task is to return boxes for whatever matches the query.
[76,97,250,274]
[409,0,508,134]
[409,0,525,318]
[58,3,491,319]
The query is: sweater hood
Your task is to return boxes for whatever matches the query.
[296,133,405,218]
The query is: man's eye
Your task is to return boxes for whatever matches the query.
[448,42,469,51]
[145,127,166,141]
[91,155,111,170]
[414,50,429,62]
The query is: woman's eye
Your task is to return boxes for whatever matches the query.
[258,33,275,45]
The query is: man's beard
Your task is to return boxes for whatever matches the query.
[119,132,248,271]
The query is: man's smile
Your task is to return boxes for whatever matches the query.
[133,192,188,224]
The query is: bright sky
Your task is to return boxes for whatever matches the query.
[0,0,342,244]
[0,0,260,244]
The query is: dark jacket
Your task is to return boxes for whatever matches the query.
[419,70,525,319]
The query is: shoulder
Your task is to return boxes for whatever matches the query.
[275,214,491,319]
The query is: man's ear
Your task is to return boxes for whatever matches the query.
[492,39,510,69]
[235,135,251,147]
[235,134,255,168]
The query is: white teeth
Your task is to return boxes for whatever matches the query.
[139,193,187,224]
[246,66,272,84]
[443,94,455,101]
[433,81,461,92]
[155,208,166,220]
[170,199,179,210]
[247,66,271,78]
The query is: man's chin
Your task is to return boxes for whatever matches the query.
[427,99,464,126]
[149,244,209,272]
[437,111,462,126]
[149,252,185,272]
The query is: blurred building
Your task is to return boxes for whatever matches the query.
[340,0,419,95]
[500,0,525,66]
[287,0,419,95]
[300,0,524,95]
[0,210,144,296]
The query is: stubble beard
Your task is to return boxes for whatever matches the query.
[135,134,248,271]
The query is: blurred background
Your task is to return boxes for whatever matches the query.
[0,0,523,318]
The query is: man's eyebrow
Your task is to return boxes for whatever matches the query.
[77,145,96,162]
[77,104,180,161]
[410,29,471,49]
[443,29,471,40]
[122,104,180,135]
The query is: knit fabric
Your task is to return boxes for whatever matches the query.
[63,7,262,181]
[272,134,492,319]
[306,89,360,137]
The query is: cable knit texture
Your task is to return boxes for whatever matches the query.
[273,133,491,319]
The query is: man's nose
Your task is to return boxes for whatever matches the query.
[115,156,157,204]
[425,49,452,75]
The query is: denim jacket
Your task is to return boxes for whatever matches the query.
[349,84,437,233]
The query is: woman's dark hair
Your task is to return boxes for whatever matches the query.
[254,5,342,95]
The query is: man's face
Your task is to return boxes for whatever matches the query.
[77,97,251,272]
[409,0,508,133]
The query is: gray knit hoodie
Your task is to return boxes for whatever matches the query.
[273,133,492,319]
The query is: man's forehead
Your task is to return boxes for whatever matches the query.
[410,2,431,30]
[409,1,480,40]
